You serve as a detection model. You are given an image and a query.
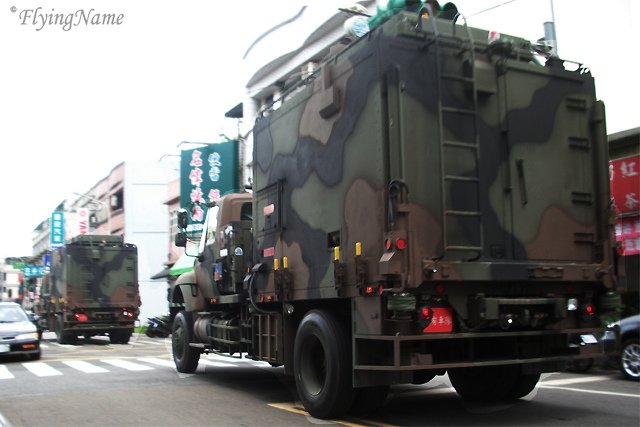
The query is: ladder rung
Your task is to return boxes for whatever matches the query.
[441,73,473,83]
[445,246,483,251]
[442,107,476,116]
[444,175,479,182]
[443,140,478,149]
[445,210,481,216]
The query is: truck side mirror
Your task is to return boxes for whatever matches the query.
[175,232,187,248]
[177,209,189,230]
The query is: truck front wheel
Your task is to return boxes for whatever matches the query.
[172,311,200,373]
[294,309,354,419]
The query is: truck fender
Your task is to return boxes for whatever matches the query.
[173,272,206,312]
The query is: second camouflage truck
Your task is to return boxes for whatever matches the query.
[36,235,140,344]
[171,6,619,418]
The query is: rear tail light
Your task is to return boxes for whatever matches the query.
[384,239,392,251]
[584,304,595,316]
[122,309,134,318]
[363,284,384,297]
[396,238,407,250]
[74,313,88,322]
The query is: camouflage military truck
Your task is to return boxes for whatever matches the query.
[36,235,140,344]
[171,5,619,419]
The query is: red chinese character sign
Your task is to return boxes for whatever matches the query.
[610,155,640,256]
[610,155,640,215]
[180,141,239,234]
[615,216,640,256]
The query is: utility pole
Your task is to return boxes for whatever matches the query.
[544,0,559,56]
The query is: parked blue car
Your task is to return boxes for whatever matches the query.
[617,315,640,381]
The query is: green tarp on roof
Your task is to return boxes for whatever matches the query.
[169,252,196,276]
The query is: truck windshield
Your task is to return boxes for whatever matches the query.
[198,205,219,254]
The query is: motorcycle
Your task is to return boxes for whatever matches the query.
[145,314,172,338]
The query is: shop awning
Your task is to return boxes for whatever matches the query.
[169,252,196,276]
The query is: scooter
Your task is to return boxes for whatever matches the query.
[145,314,172,338]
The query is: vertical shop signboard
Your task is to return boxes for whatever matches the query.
[610,155,640,255]
[179,141,239,234]
[50,211,65,249]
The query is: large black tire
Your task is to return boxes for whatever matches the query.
[349,386,389,416]
[55,315,77,345]
[507,372,540,400]
[109,330,132,344]
[620,338,640,381]
[172,311,200,373]
[294,309,355,419]
[449,365,519,402]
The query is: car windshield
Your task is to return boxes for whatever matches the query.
[0,306,29,323]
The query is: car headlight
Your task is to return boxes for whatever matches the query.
[15,332,38,341]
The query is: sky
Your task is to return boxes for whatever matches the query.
[0,0,638,260]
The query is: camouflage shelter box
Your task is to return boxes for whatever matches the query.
[36,234,140,344]
[170,7,619,420]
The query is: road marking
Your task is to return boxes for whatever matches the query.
[22,362,62,377]
[100,359,154,371]
[0,366,15,380]
[136,340,166,346]
[540,375,611,386]
[538,384,639,398]
[198,359,237,368]
[48,342,77,349]
[268,403,396,427]
[62,360,109,373]
[208,354,264,366]
[137,357,176,368]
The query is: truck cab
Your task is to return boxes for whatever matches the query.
[172,193,253,311]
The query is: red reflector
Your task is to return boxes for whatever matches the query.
[435,284,445,294]
[421,307,431,319]
[384,239,392,251]
[396,238,406,250]
[585,305,595,316]
[74,313,88,322]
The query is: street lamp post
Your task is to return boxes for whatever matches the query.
[73,192,111,235]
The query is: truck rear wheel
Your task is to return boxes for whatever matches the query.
[349,386,389,415]
[109,330,132,344]
[507,372,540,399]
[293,309,354,419]
[449,365,519,401]
[172,311,200,373]
[55,315,77,345]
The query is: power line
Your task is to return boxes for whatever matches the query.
[468,0,520,17]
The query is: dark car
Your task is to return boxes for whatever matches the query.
[618,314,640,381]
[0,302,41,360]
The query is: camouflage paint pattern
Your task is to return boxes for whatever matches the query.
[251,11,614,313]
[36,235,140,330]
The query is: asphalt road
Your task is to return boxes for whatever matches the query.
[0,333,638,427]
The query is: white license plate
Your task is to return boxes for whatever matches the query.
[580,334,598,344]
[0,344,9,353]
